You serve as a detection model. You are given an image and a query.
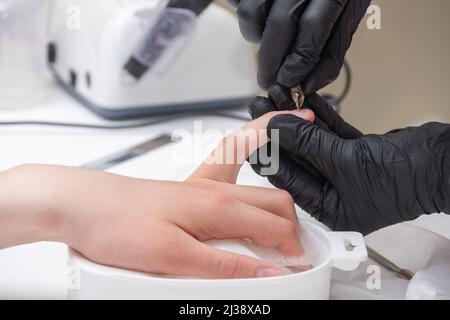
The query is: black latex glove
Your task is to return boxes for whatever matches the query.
[227,0,371,92]
[249,90,450,235]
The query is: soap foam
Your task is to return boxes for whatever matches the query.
[155,224,329,278]
[246,228,326,274]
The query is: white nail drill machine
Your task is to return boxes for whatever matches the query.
[48,0,258,120]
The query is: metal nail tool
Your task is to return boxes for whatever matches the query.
[290,85,306,109]
[82,134,179,171]
[367,246,415,280]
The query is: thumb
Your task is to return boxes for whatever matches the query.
[268,115,343,176]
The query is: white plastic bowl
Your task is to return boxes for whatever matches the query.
[68,220,367,300]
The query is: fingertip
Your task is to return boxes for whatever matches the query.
[219,253,283,279]
[249,96,278,120]
[256,267,283,278]
[257,78,271,92]
[253,96,273,106]
[296,109,316,123]
[272,108,315,123]
[277,68,301,89]
[277,230,305,258]
[285,242,305,257]
[236,0,266,43]
[268,84,296,111]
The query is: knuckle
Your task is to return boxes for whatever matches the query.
[217,253,241,279]
[267,12,288,30]
[141,241,175,271]
[206,190,234,208]
[192,187,212,203]
[300,9,328,30]
[275,189,295,206]
[300,12,318,29]
[322,56,343,81]
[277,219,297,237]
[237,1,261,22]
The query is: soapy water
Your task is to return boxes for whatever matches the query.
[155,225,329,279]
[246,227,327,275]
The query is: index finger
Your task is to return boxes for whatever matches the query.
[191,109,315,183]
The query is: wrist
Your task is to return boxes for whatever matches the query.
[422,122,450,214]
[438,149,450,215]
[0,165,65,249]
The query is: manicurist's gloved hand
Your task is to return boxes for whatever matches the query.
[227,0,371,92]
[249,90,450,235]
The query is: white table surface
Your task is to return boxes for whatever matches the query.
[0,83,448,299]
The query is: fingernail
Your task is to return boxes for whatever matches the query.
[290,264,313,272]
[256,267,282,278]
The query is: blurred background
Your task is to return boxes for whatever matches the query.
[2,0,449,132]
[334,0,450,133]
[220,0,450,133]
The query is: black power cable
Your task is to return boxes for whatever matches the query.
[0,61,352,129]
[0,111,252,130]
[321,59,352,114]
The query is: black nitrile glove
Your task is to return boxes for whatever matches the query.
[249,91,450,235]
[227,0,371,92]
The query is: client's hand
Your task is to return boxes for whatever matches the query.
[0,109,315,279]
